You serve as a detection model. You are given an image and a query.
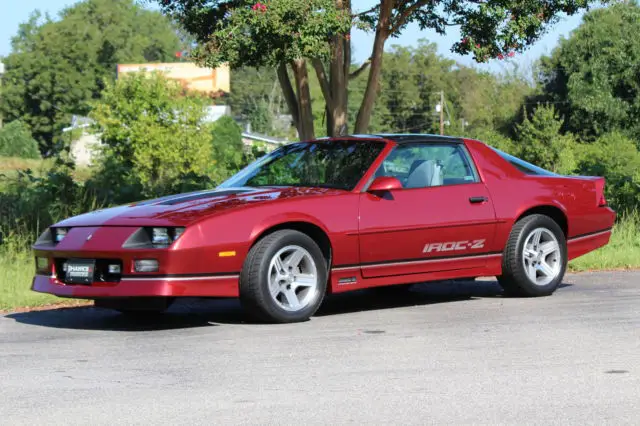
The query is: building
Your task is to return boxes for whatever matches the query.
[116,62,230,96]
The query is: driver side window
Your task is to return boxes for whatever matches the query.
[375,143,479,188]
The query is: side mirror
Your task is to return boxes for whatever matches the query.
[367,176,403,192]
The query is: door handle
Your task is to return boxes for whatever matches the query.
[469,196,488,204]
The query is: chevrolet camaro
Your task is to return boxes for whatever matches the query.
[31,134,616,323]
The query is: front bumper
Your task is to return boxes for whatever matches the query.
[31,225,241,299]
[31,273,239,298]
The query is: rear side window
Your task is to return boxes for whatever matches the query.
[492,148,558,176]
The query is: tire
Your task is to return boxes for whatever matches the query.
[94,297,174,315]
[498,214,567,297]
[239,229,328,323]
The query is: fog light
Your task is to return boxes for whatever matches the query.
[35,257,50,274]
[108,264,121,274]
[134,259,159,273]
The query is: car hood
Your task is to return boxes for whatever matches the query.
[54,186,345,228]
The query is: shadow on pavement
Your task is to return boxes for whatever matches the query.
[4,279,573,331]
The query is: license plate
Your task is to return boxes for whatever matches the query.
[64,259,95,284]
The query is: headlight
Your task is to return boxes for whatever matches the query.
[152,228,170,245]
[54,227,69,243]
[122,227,186,249]
[149,227,185,248]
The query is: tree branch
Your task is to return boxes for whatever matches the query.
[349,58,372,79]
[390,0,431,35]
[311,58,334,109]
[352,4,379,18]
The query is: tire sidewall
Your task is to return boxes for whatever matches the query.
[512,215,567,294]
[252,231,328,322]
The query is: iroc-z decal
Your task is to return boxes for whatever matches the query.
[423,239,486,253]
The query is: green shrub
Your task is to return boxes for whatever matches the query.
[0,162,105,250]
[0,121,41,159]
[88,72,214,201]
[576,131,640,214]
[209,115,247,183]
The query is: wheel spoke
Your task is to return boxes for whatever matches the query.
[274,256,286,274]
[531,229,543,248]
[269,281,281,298]
[283,289,301,309]
[524,247,537,258]
[539,241,559,256]
[525,260,537,282]
[293,273,315,289]
[538,261,555,278]
[284,249,305,270]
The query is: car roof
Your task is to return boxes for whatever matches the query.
[340,133,464,144]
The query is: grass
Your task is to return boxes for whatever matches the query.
[0,215,638,312]
[0,252,60,311]
[568,212,640,272]
[0,155,93,182]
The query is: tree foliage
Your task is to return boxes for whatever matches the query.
[88,72,213,201]
[0,0,185,156]
[537,1,640,141]
[515,105,577,174]
[158,0,602,140]
[0,121,41,159]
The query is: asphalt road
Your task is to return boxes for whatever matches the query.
[1,271,639,425]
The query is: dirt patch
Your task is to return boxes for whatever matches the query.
[1,300,93,314]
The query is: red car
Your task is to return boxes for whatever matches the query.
[31,134,615,323]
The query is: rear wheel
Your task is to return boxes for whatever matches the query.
[498,214,567,297]
[239,230,327,323]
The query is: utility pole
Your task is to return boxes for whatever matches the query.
[0,61,4,129]
[439,90,444,135]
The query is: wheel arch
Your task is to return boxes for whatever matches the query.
[249,221,333,269]
[515,205,568,237]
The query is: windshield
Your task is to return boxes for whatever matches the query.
[218,140,386,191]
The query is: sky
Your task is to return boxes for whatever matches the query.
[0,0,588,75]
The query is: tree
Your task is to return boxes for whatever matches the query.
[209,115,247,182]
[88,72,213,201]
[248,100,274,134]
[0,0,185,156]
[537,1,640,141]
[0,121,41,159]
[158,0,603,141]
[515,104,577,174]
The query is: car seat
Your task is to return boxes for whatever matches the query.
[406,159,443,188]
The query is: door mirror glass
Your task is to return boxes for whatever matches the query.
[367,176,403,192]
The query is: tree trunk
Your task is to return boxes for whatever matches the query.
[329,0,349,137]
[290,59,315,141]
[354,0,393,134]
[276,62,300,132]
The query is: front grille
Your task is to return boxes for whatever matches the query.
[54,258,123,285]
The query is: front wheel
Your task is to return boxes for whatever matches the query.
[498,214,567,297]
[239,230,328,323]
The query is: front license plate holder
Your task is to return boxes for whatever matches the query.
[64,258,96,285]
